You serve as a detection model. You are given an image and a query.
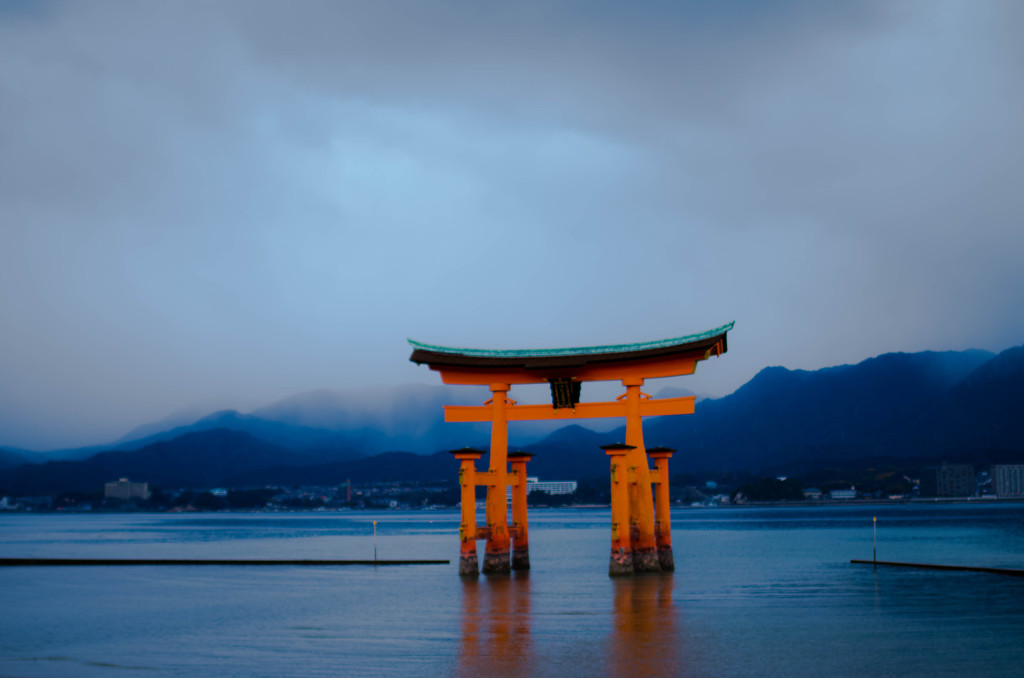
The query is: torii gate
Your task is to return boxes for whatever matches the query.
[409,321,732,576]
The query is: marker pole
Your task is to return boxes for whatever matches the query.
[373,520,378,563]
[872,520,880,569]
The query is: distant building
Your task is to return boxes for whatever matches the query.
[803,488,823,500]
[104,478,150,501]
[920,464,974,498]
[0,496,13,510]
[992,465,1024,498]
[507,476,578,503]
[526,477,577,495]
[829,488,857,500]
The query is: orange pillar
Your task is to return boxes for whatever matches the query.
[647,446,675,572]
[604,443,635,576]
[508,451,533,570]
[451,448,484,576]
[483,383,512,574]
[622,378,661,572]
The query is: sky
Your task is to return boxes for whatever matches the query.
[2,0,1022,451]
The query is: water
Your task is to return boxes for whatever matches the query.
[2,503,1024,677]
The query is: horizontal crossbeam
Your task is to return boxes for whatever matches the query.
[444,396,695,423]
[471,470,520,487]
[433,356,699,385]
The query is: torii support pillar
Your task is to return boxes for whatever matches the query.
[604,443,636,576]
[508,451,534,571]
[622,378,661,573]
[483,383,512,574]
[647,446,675,572]
[451,448,484,576]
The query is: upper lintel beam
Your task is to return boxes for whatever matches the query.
[434,356,699,386]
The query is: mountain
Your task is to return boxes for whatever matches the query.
[635,348,1012,472]
[0,430,304,495]
[4,346,1022,495]
[892,345,1024,453]
[248,384,569,451]
[0,447,32,471]
[109,410,369,461]
[14,383,577,465]
[223,451,457,487]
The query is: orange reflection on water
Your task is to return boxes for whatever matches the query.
[457,573,533,678]
[608,574,682,675]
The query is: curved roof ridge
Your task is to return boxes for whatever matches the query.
[408,321,734,359]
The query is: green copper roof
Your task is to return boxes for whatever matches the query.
[408,321,734,359]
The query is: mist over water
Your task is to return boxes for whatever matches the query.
[2,504,1024,677]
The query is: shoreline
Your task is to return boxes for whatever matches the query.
[3,497,1024,515]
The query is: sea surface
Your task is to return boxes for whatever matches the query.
[2,503,1024,677]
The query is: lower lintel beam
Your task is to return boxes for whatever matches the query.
[445,396,694,423]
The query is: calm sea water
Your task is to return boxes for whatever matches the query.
[2,503,1024,677]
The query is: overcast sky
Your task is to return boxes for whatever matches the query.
[2,0,1022,450]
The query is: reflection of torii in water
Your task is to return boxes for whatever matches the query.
[409,322,733,576]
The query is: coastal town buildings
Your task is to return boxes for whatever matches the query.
[992,465,1024,498]
[103,478,150,501]
[920,464,975,498]
[527,477,578,495]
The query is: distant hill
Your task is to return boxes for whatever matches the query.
[640,348,1012,472]
[891,345,1024,453]
[223,450,457,487]
[10,383,585,466]
[4,345,1022,494]
[0,447,31,471]
[1,430,306,495]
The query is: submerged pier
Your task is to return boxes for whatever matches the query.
[0,558,449,567]
[851,559,1024,577]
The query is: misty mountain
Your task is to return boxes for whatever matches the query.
[0,447,32,471]
[223,450,457,487]
[640,348,1008,472]
[247,384,572,452]
[12,383,580,464]
[5,346,1022,495]
[109,410,370,462]
[1,430,304,495]
[891,345,1024,453]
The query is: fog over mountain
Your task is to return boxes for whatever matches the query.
[2,2,1023,451]
[4,345,1022,496]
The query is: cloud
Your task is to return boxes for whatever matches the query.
[1,1,1021,449]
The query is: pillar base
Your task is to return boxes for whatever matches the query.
[482,549,511,574]
[609,549,635,577]
[459,552,479,577]
[511,548,530,571]
[657,546,675,572]
[632,547,662,573]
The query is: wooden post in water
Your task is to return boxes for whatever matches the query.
[508,451,534,571]
[451,448,484,576]
[647,446,675,572]
[622,379,661,573]
[483,384,512,574]
[604,443,636,576]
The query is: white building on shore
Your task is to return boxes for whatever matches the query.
[104,478,150,501]
[993,465,1024,498]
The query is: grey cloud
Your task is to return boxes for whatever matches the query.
[1,1,1021,449]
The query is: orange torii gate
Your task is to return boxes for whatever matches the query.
[409,321,732,576]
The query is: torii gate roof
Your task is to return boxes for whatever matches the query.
[408,321,733,375]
